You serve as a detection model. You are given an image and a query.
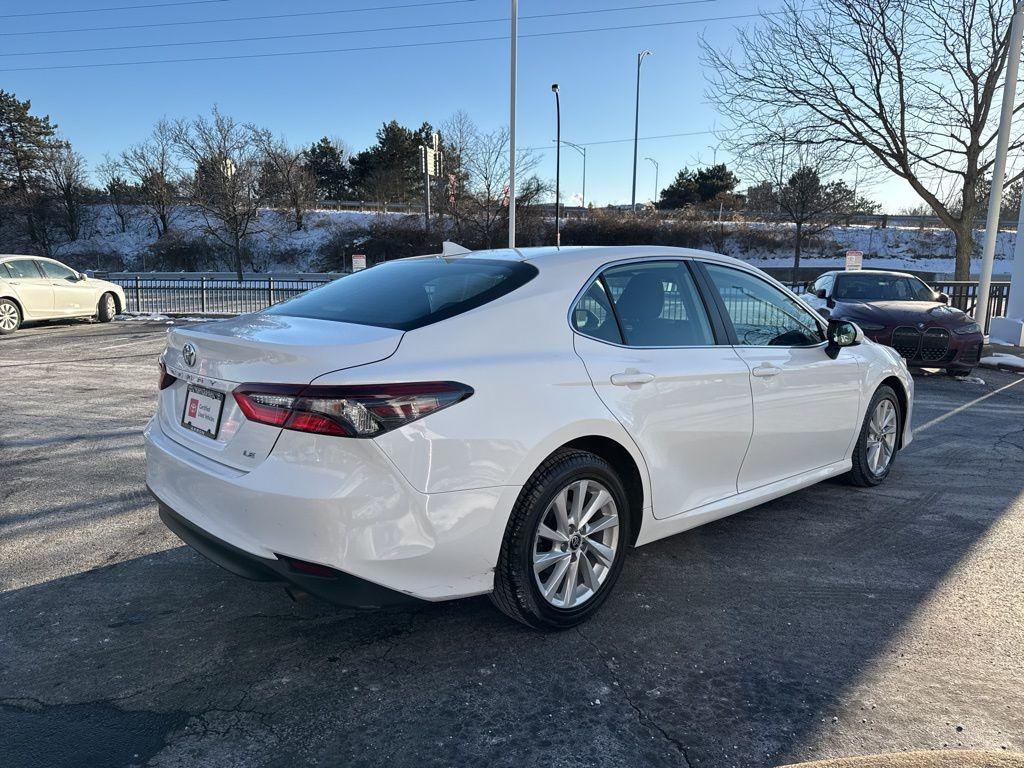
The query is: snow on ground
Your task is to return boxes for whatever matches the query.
[979,353,1024,371]
[50,205,1018,277]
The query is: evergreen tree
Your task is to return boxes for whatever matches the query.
[657,168,700,209]
[305,137,350,200]
[0,90,60,250]
[694,163,739,201]
[348,120,435,203]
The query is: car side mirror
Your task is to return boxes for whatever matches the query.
[825,319,863,359]
[936,291,949,304]
[814,288,827,299]
[75,272,88,282]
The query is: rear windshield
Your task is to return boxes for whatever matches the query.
[266,258,539,331]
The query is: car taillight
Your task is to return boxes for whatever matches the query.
[232,381,473,438]
[158,362,176,390]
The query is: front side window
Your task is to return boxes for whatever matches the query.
[38,261,78,281]
[267,258,538,331]
[574,260,715,347]
[705,264,825,347]
[4,260,43,279]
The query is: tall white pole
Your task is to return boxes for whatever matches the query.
[508,0,518,249]
[976,4,1024,333]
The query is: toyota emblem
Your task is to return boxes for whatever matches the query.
[182,343,197,367]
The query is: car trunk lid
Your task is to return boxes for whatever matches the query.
[157,314,403,470]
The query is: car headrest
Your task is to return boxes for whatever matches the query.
[616,273,665,321]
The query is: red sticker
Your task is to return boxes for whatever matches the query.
[188,399,199,418]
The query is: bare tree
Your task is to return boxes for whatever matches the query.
[439,112,542,248]
[121,119,180,238]
[702,0,1024,279]
[739,134,871,272]
[252,129,316,231]
[96,155,135,234]
[41,142,90,242]
[174,107,264,280]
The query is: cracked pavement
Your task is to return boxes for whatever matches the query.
[2,320,1023,767]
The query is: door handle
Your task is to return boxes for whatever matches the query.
[751,363,782,378]
[610,370,655,386]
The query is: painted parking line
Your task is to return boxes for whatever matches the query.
[915,377,1024,433]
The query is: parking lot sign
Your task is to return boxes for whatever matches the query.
[845,250,863,271]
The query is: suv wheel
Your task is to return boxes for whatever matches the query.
[491,449,631,630]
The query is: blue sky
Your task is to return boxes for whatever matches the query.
[0,0,910,210]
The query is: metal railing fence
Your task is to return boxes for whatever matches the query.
[112,275,336,315]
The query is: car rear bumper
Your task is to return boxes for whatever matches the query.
[156,501,418,607]
[144,417,520,603]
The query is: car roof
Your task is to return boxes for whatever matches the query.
[825,268,921,279]
[0,255,61,263]
[460,245,755,272]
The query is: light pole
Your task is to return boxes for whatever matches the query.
[562,139,587,211]
[645,156,659,207]
[508,0,518,248]
[552,83,561,247]
[631,49,652,212]
[977,3,1024,334]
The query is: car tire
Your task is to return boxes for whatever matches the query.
[0,298,22,335]
[491,448,631,631]
[846,385,901,487]
[97,292,117,323]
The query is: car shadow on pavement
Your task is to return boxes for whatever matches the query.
[2,377,1023,768]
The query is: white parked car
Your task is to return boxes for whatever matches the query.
[0,255,126,335]
[146,246,913,629]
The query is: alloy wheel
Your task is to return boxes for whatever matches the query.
[532,479,620,609]
[104,295,116,315]
[866,398,898,476]
[0,302,18,331]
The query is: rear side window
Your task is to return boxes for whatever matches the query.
[0,263,11,278]
[267,258,538,331]
[573,260,715,347]
[4,260,42,279]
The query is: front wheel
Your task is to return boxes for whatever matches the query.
[97,292,117,322]
[491,449,631,630]
[847,385,901,487]
[0,299,22,335]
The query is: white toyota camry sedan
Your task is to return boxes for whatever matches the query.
[0,255,126,334]
[146,246,913,629]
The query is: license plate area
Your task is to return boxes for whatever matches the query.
[181,384,225,439]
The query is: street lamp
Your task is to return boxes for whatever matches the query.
[552,83,561,247]
[562,139,587,211]
[645,156,659,207]
[631,49,652,212]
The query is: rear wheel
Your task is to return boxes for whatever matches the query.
[847,385,901,487]
[491,449,631,630]
[0,299,22,335]
[97,292,117,322]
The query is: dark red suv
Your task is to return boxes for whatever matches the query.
[806,270,984,376]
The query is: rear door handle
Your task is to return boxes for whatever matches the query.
[751,363,782,378]
[610,370,656,386]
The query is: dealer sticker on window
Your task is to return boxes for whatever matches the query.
[181,384,225,439]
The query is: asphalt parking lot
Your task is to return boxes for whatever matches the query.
[2,319,1023,768]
